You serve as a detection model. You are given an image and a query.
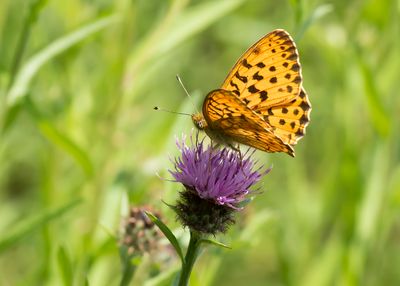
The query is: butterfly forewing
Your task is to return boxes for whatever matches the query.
[221,29,303,109]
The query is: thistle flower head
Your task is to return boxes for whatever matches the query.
[119,206,162,257]
[169,135,270,235]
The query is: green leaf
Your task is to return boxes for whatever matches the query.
[6,15,119,107]
[24,97,94,177]
[119,255,137,286]
[145,211,184,264]
[239,210,275,243]
[296,4,333,41]
[143,265,180,286]
[0,199,82,253]
[57,246,73,286]
[200,238,231,249]
[124,0,245,94]
[153,0,245,56]
[355,51,390,137]
[1,101,22,134]
[8,0,49,88]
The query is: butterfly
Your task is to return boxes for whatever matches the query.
[191,29,311,157]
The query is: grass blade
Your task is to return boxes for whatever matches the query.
[145,211,184,264]
[200,239,231,249]
[57,246,74,286]
[154,0,245,56]
[356,51,390,137]
[24,97,94,176]
[124,0,245,93]
[6,15,119,106]
[0,198,82,253]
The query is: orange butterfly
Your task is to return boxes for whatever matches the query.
[192,29,311,157]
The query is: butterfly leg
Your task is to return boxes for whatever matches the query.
[228,143,244,164]
[205,141,221,172]
[228,143,239,153]
[211,142,222,151]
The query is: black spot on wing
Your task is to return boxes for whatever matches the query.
[259,91,268,101]
[282,40,293,46]
[300,115,308,124]
[291,63,300,71]
[275,30,287,38]
[235,71,247,83]
[242,59,252,68]
[248,85,260,94]
[232,90,240,96]
[285,46,296,53]
[287,53,298,61]
[299,100,310,111]
[252,72,263,80]
[229,81,239,90]
[292,76,301,84]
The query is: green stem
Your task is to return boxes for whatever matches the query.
[119,251,136,286]
[178,231,202,286]
[8,0,48,90]
[120,264,135,286]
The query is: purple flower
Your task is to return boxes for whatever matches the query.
[171,136,267,208]
[169,134,270,234]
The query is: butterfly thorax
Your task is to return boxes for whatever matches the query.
[192,111,236,147]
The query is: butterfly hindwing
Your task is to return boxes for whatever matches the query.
[202,89,295,155]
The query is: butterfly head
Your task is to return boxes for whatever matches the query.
[191,113,208,130]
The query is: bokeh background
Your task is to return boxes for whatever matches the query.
[1,0,399,285]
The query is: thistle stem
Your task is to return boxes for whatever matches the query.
[119,262,135,286]
[178,230,202,286]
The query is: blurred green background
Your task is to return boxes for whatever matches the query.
[1,0,399,285]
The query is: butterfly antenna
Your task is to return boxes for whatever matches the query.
[153,106,191,117]
[176,74,199,113]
